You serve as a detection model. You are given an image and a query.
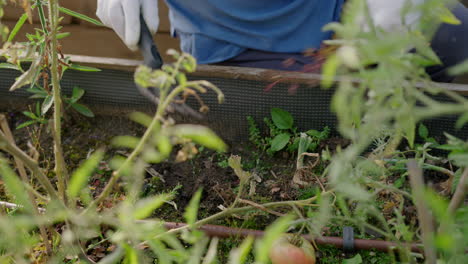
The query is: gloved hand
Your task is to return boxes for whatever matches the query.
[364,0,425,32]
[96,0,159,51]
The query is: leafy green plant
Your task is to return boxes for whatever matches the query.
[248,108,330,155]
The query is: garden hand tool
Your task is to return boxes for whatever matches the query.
[137,14,203,119]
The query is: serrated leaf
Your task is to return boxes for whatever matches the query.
[42,95,53,115]
[184,188,203,226]
[22,111,36,119]
[270,133,291,152]
[172,124,227,152]
[436,5,461,25]
[10,58,41,91]
[71,103,94,117]
[271,108,293,129]
[67,149,104,198]
[133,194,173,220]
[451,169,463,195]
[449,153,468,167]
[401,115,416,148]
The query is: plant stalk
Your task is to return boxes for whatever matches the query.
[448,167,468,215]
[407,160,437,264]
[48,0,67,202]
[0,115,51,253]
[0,130,59,200]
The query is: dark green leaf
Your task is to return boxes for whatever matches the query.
[270,133,291,152]
[71,86,85,103]
[22,111,37,119]
[68,64,101,72]
[16,120,37,130]
[71,103,94,117]
[271,108,293,129]
[59,7,104,26]
[418,123,429,139]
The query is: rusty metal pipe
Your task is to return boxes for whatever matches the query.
[164,222,423,253]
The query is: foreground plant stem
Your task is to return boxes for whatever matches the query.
[48,0,67,202]
[0,130,59,200]
[89,79,194,209]
[140,194,323,246]
[0,116,51,253]
[448,167,468,214]
[407,160,437,264]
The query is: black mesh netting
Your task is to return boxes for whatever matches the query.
[1,67,466,142]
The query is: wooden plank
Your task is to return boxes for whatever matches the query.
[1,22,179,62]
[64,54,468,95]
[79,0,171,33]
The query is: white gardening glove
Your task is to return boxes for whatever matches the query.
[364,0,425,32]
[97,0,159,51]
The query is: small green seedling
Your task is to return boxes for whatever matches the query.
[17,101,47,129]
[247,108,330,155]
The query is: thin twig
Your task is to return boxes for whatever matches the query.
[407,160,437,264]
[0,130,59,200]
[0,201,46,213]
[448,168,468,215]
[0,115,51,252]
[238,198,285,217]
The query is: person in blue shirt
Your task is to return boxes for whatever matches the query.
[96,0,468,82]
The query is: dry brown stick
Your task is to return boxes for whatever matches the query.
[407,160,437,264]
[0,129,59,200]
[448,167,468,215]
[0,115,51,253]
[238,198,286,217]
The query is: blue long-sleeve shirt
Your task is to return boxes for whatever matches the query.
[165,0,345,64]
